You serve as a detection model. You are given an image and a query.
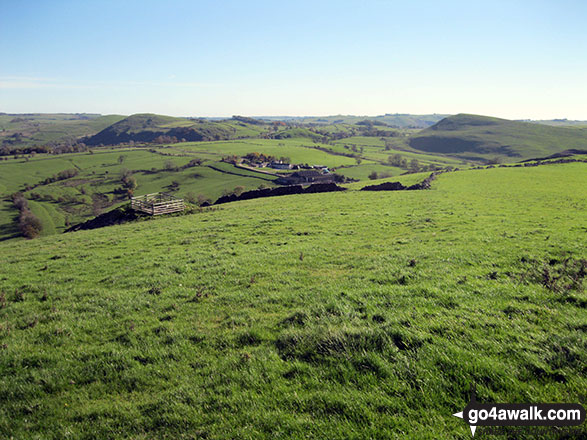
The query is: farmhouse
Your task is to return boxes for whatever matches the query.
[269,161,291,170]
[275,169,335,185]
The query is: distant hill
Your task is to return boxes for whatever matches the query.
[529,119,587,127]
[409,114,587,161]
[258,114,449,128]
[0,113,124,150]
[84,113,267,145]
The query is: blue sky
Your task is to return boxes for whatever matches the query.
[1,0,586,118]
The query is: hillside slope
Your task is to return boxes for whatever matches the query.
[0,163,585,439]
[84,114,267,145]
[409,114,587,161]
[266,114,449,128]
[0,113,125,150]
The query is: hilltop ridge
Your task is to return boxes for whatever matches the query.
[409,113,587,160]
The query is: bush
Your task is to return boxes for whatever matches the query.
[18,210,42,238]
[184,158,203,168]
[368,171,378,180]
[122,176,137,190]
[11,192,28,211]
[197,194,212,206]
[234,186,245,196]
[165,160,178,171]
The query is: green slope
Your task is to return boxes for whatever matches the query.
[263,114,449,128]
[0,148,278,240]
[409,113,587,161]
[85,114,268,146]
[0,163,585,439]
[0,113,125,150]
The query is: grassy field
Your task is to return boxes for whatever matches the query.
[0,113,125,148]
[410,114,587,161]
[0,147,279,240]
[172,139,359,168]
[0,163,584,439]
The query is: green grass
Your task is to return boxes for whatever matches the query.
[85,114,270,146]
[0,163,585,439]
[173,138,359,167]
[0,148,280,240]
[335,163,404,181]
[0,113,125,148]
[344,171,433,190]
[279,114,448,128]
[410,114,587,161]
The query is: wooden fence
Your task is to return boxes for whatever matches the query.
[130,193,185,215]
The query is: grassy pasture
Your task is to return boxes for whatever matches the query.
[174,139,359,167]
[411,114,587,161]
[0,163,585,439]
[0,148,278,240]
[0,114,125,147]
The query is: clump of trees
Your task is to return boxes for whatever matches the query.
[164,160,178,171]
[184,192,212,206]
[153,135,179,144]
[118,168,137,197]
[242,152,275,163]
[368,171,392,180]
[38,168,79,186]
[11,192,43,238]
[221,155,239,164]
[221,186,246,197]
[197,194,212,206]
[387,154,408,168]
[183,158,203,168]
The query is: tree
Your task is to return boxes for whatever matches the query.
[368,171,379,180]
[355,157,362,165]
[234,186,245,196]
[120,168,132,180]
[410,158,420,171]
[388,153,403,167]
[118,155,126,164]
[18,210,42,239]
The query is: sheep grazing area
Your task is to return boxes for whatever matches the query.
[0,163,585,439]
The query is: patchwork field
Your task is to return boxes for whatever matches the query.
[0,163,585,439]
[0,134,448,240]
[0,147,282,240]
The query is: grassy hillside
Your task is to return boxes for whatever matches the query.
[0,113,125,150]
[84,114,269,146]
[0,148,279,240]
[410,114,587,161]
[264,114,449,128]
[1,131,455,241]
[0,163,585,439]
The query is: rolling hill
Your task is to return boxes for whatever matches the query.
[0,163,585,439]
[83,114,269,146]
[0,113,125,151]
[263,114,449,128]
[409,114,587,161]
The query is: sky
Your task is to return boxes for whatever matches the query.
[1,0,587,119]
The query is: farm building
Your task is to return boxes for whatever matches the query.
[269,161,291,170]
[275,170,335,185]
